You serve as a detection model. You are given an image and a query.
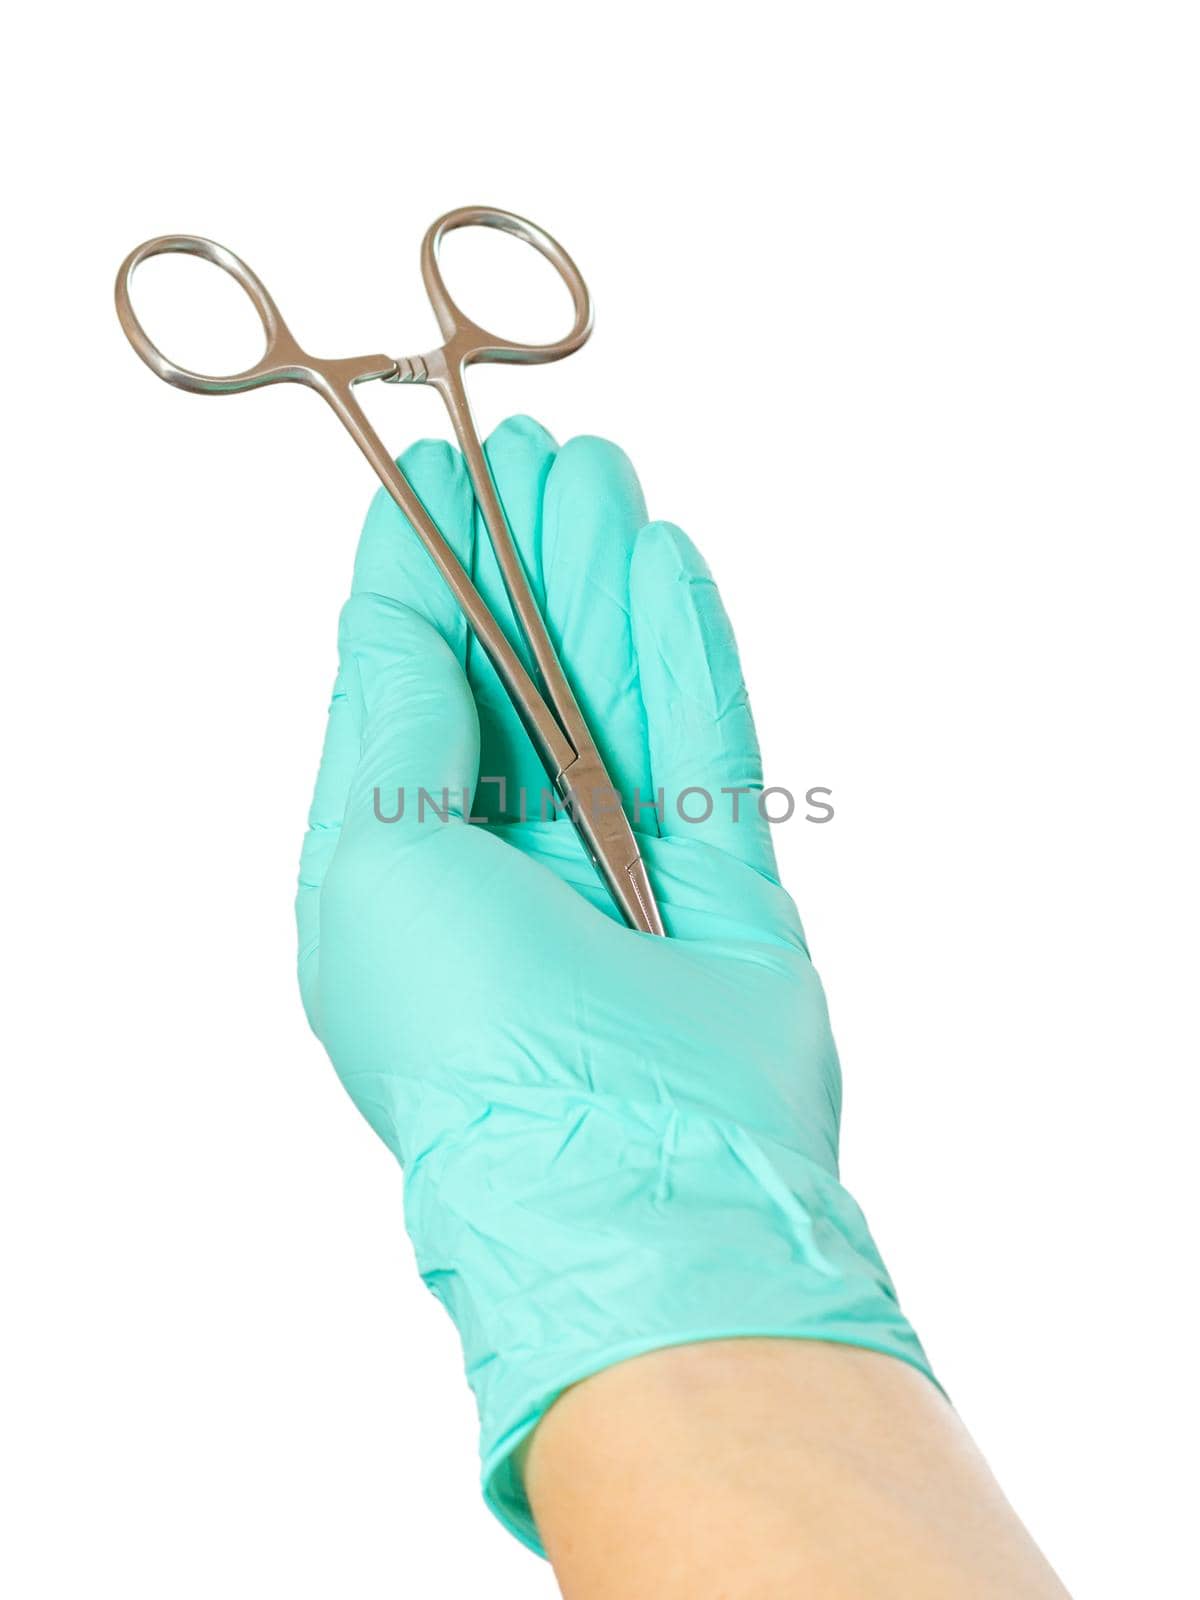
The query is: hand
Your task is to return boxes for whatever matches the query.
[296,415,931,1552]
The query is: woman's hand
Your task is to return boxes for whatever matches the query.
[296,416,930,1552]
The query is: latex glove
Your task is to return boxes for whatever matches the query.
[297,416,933,1554]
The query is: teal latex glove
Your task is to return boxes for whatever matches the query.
[297,416,933,1554]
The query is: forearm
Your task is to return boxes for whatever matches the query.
[524,1339,1070,1600]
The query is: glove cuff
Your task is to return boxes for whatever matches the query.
[400,1086,935,1557]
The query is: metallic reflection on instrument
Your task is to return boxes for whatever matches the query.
[115,209,664,935]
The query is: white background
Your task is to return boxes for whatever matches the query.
[3,4,1196,1596]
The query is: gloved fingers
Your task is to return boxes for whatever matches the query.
[297,595,480,1027]
[300,437,476,1022]
[350,436,476,669]
[540,434,657,833]
[466,416,561,821]
[630,521,779,878]
[337,592,480,840]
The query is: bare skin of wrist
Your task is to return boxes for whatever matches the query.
[522,1339,1070,1600]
